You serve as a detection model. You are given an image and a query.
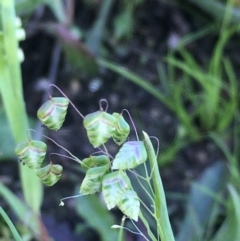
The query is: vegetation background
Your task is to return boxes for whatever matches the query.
[0,0,240,240]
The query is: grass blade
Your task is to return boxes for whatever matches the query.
[0,183,45,239]
[176,161,228,241]
[0,206,23,241]
[0,0,43,213]
[143,131,175,241]
[212,185,240,241]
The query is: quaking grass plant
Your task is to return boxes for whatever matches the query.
[15,84,175,241]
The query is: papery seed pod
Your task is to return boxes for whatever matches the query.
[112,113,130,145]
[117,190,140,222]
[15,140,47,170]
[81,155,110,171]
[112,141,147,170]
[37,97,69,131]
[102,171,132,210]
[83,110,117,147]
[80,165,109,194]
[36,163,63,186]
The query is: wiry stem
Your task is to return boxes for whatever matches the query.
[122,109,139,141]
[99,99,109,111]
[28,129,81,164]
[49,84,85,119]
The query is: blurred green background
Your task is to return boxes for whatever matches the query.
[0,0,240,240]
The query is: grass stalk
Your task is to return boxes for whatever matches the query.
[0,0,43,212]
[143,131,175,241]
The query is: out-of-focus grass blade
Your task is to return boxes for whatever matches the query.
[176,24,216,49]
[176,161,228,241]
[86,0,115,56]
[0,0,43,213]
[212,185,240,241]
[16,0,67,23]
[98,59,173,110]
[0,183,44,239]
[45,23,98,76]
[0,109,16,160]
[0,206,23,241]
[75,189,118,241]
[44,0,67,24]
[188,0,240,24]
[15,0,42,16]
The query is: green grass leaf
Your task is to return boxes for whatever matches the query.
[176,161,229,241]
[0,0,43,213]
[0,206,23,241]
[212,185,240,241]
[0,183,44,239]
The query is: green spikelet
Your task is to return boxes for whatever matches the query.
[83,110,117,147]
[15,140,47,170]
[112,112,130,145]
[117,190,140,221]
[81,155,110,171]
[102,171,132,210]
[36,163,63,186]
[112,141,147,170]
[80,165,109,194]
[37,97,69,131]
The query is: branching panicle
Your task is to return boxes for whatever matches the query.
[15,85,174,241]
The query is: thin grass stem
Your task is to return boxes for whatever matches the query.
[49,84,85,119]
[143,131,175,241]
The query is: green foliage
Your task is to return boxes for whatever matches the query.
[0,182,44,240]
[176,162,228,241]
[166,33,238,133]
[98,25,239,140]
[143,131,175,241]
[98,23,239,173]
[0,110,16,160]
[0,0,43,215]
[0,207,22,241]
[113,0,145,42]
[188,0,240,24]
[212,185,240,241]
[6,1,240,240]
[15,0,42,16]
